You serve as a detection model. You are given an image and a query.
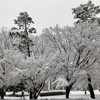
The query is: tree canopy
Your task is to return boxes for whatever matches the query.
[72,0,100,24]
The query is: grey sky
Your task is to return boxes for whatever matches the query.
[0,0,100,34]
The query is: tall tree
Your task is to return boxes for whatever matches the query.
[43,22,100,99]
[9,12,36,57]
[9,12,36,99]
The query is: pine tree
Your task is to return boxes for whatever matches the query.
[9,12,36,57]
[72,0,100,24]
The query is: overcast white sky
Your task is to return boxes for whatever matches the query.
[0,0,100,34]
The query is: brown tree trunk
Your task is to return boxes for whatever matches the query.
[66,84,73,98]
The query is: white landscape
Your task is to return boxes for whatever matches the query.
[0,0,100,100]
[3,90,100,100]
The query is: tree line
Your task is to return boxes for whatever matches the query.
[0,0,100,99]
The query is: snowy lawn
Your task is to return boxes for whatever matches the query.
[4,90,100,100]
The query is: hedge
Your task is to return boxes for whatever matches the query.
[40,91,66,96]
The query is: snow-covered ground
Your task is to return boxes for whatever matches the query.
[4,90,100,100]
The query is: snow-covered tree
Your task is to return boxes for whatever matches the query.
[14,48,56,99]
[43,21,100,99]
[9,12,39,99]
[0,28,25,99]
[4,33,57,99]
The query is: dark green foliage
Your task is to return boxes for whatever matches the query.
[72,0,100,24]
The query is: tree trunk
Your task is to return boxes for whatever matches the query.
[88,83,95,99]
[1,88,4,99]
[36,82,45,98]
[85,90,87,94]
[29,91,33,99]
[13,91,16,95]
[99,86,100,92]
[27,43,30,57]
[25,27,31,57]
[88,75,95,99]
[66,84,73,98]
[29,91,37,100]
[4,91,6,96]
[29,82,45,100]
[33,93,37,99]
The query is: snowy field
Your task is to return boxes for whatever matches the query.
[3,90,100,100]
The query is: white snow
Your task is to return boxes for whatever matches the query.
[3,90,100,100]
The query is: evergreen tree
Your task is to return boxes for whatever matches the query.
[9,12,36,57]
[72,0,100,24]
[9,12,36,99]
